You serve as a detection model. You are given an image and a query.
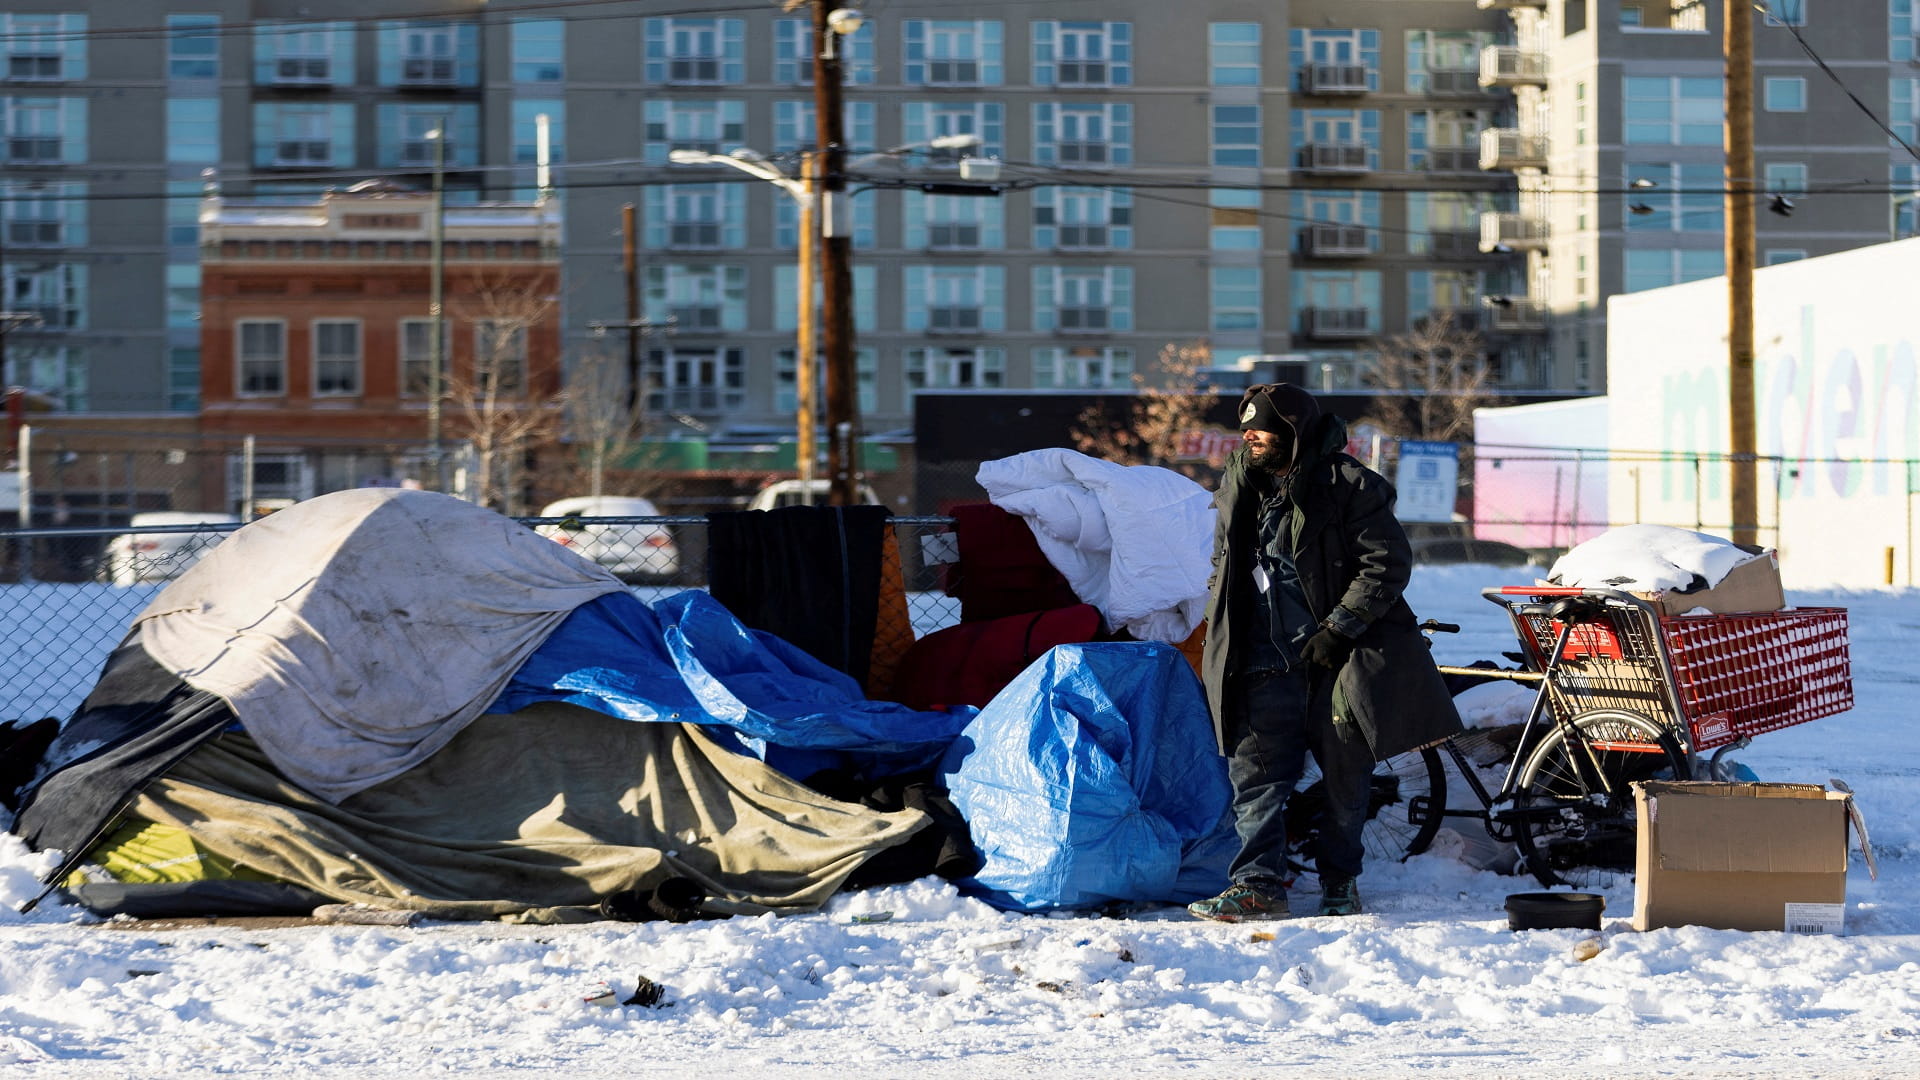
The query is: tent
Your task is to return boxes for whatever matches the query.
[14,489,976,921]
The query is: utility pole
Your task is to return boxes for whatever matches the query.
[810,2,860,506]
[622,203,641,412]
[1725,0,1758,545]
[427,125,447,493]
[795,151,819,485]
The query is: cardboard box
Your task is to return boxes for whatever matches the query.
[1632,780,1854,933]
[1634,549,1785,616]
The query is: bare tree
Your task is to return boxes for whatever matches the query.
[444,272,565,514]
[1358,313,1495,444]
[1070,341,1232,480]
[560,343,647,500]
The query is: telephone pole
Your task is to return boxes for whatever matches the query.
[1725,0,1758,545]
[795,151,820,484]
[810,2,861,507]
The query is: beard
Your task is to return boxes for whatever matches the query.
[1247,440,1293,473]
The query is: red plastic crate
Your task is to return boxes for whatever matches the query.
[1658,607,1853,750]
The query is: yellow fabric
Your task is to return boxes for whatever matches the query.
[66,817,281,887]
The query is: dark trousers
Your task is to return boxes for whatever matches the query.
[1223,666,1375,891]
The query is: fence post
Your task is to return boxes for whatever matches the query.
[16,423,32,583]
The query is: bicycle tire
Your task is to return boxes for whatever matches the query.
[1511,709,1688,888]
[1286,746,1447,875]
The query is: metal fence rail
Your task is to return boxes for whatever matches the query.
[0,514,964,724]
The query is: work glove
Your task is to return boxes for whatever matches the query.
[1301,626,1355,670]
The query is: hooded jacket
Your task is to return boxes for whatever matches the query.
[1201,386,1463,759]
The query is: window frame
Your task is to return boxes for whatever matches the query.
[236,318,288,398]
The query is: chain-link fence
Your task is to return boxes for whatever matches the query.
[0,514,965,725]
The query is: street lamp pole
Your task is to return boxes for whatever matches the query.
[426,125,447,493]
[812,3,861,507]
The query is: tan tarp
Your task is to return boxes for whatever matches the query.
[129,702,930,921]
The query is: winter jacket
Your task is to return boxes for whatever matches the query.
[1201,413,1463,760]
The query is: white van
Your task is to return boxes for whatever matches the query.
[99,511,245,586]
[746,479,882,512]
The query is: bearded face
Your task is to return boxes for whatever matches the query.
[1243,428,1294,472]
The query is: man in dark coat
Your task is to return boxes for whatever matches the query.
[1189,383,1462,921]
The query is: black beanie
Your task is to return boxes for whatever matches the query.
[1238,386,1289,435]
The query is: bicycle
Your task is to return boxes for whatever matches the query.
[1288,585,1854,888]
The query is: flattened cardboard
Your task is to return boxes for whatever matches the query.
[1633,780,1852,933]
[1634,549,1785,616]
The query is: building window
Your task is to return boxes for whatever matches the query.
[1896,1,1917,63]
[237,320,286,396]
[902,20,1003,86]
[313,319,361,396]
[167,98,219,164]
[1624,76,1722,145]
[1762,0,1807,26]
[510,19,563,82]
[773,18,874,84]
[771,100,875,157]
[4,180,84,248]
[644,99,746,164]
[1765,249,1808,265]
[399,318,448,398]
[904,346,1005,391]
[645,183,745,250]
[1620,6,1645,26]
[166,265,199,330]
[1033,266,1132,333]
[774,265,877,333]
[255,102,353,168]
[642,346,745,414]
[1211,105,1261,167]
[1209,23,1260,87]
[1033,346,1133,389]
[1034,186,1132,250]
[511,101,564,165]
[1407,270,1479,324]
[1623,248,1724,293]
[775,189,875,250]
[1291,269,1382,336]
[777,347,877,413]
[1289,28,1380,93]
[645,266,748,333]
[257,21,344,86]
[1625,162,1724,232]
[645,18,745,85]
[901,102,1004,162]
[1408,109,1489,171]
[1575,82,1588,145]
[1210,189,1261,250]
[472,320,526,396]
[168,347,200,412]
[3,14,84,82]
[392,21,464,86]
[1034,103,1130,167]
[1763,76,1806,112]
[1210,267,1262,332]
[905,192,1005,250]
[1764,161,1809,194]
[1405,30,1487,93]
[168,14,220,80]
[1295,189,1383,252]
[376,103,476,170]
[1032,21,1131,88]
[3,97,78,165]
[1291,109,1381,171]
[904,266,1005,332]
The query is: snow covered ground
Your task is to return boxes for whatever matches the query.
[1,563,1915,1079]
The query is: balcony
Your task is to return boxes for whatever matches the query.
[5,220,63,247]
[1479,46,1547,88]
[670,306,724,332]
[1302,307,1373,340]
[1296,143,1371,174]
[1426,230,1482,258]
[1054,224,1110,250]
[927,306,983,333]
[1425,67,1485,96]
[6,54,62,82]
[925,59,982,86]
[1300,223,1371,258]
[272,57,333,86]
[1055,307,1110,334]
[1483,295,1548,332]
[398,56,457,87]
[11,304,72,330]
[1479,212,1548,252]
[667,221,724,250]
[1479,127,1548,171]
[1424,145,1481,174]
[273,139,332,167]
[1056,60,1110,87]
[667,56,722,84]
[1301,63,1370,95]
[927,223,982,250]
[1054,141,1112,167]
[5,137,61,164]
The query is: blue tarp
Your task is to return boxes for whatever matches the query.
[939,641,1236,911]
[490,591,977,781]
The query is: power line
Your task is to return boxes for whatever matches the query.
[5,1,771,43]
[1761,3,1920,167]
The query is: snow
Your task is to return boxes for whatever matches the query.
[2,564,1917,1079]
[1548,523,1761,593]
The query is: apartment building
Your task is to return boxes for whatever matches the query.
[1479,0,1898,391]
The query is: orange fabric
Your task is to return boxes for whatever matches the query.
[1176,620,1206,680]
[866,528,912,698]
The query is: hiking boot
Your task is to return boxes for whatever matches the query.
[1315,876,1363,917]
[1188,883,1288,923]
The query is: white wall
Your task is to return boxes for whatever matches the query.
[1472,397,1610,549]
[1607,238,1920,589]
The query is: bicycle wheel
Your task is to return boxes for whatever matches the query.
[1285,746,1447,874]
[1511,709,1688,888]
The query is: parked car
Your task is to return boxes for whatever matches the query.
[746,479,883,511]
[534,496,680,582]
[99,511,245,586]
